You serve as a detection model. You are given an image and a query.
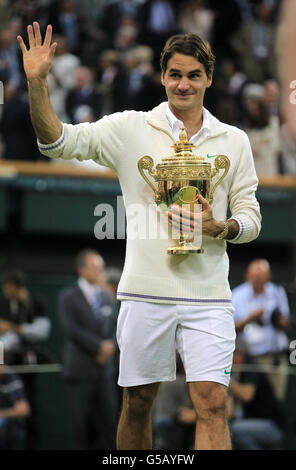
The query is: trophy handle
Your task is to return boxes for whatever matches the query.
[209,155,230,204]
[138,155,160,203]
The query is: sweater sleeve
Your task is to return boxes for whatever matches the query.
[228,130,262,244]
[37,112,127,170]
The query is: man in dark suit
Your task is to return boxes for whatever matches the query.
[58,249,118,450]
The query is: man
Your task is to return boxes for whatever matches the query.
[17,23,261,450]
[0,269,51,449]
[232,259,290,401]
[229,342,285,450]
[0,365,31,450]
[0,269,51,366]
[58,249,118,450]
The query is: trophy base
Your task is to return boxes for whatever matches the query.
[167,243,204,255]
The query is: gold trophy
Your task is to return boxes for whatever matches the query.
[138,128,230,254]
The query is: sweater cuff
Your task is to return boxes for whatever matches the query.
[228,215,257,244]
[37,124,65,159]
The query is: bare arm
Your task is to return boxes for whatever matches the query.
[0,399,31,419]
[17,22,62,144]
[229,379,256,403]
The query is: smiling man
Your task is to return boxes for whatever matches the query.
[17,26,261,450]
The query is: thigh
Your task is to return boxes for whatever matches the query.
[176,305,236,386]
[116,301,178,387]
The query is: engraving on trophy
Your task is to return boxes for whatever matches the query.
[138,128,230,254]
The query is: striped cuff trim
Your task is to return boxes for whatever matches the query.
[38,126,65,151]
[117,292,232,303]
[229,216,244,241]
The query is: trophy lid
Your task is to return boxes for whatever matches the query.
[172,127,195,154]
[160,127,206,164]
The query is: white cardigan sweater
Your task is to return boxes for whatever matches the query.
[39,102,261,305]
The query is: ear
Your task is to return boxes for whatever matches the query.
[206,73,213,88]
[161,70,165,86]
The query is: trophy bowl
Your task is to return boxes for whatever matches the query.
[138,128,230,254]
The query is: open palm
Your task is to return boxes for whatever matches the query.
[17,22,57,81]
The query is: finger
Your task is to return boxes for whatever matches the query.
[33,21,42,46]
[43,24,52,48]
[17,35,27,54]
[47,42,57,61]
[27,24,35,48]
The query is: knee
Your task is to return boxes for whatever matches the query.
[190,383,228,421]
[124,384,159,418]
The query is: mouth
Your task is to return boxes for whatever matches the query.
[174,93,194,98]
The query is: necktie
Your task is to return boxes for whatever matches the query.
[90,293,103,320]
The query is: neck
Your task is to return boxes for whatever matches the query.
[169,103,203,137]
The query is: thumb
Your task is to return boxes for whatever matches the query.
[197,193,210,210]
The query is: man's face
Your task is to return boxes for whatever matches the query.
[2,282,19,300]
[79,254,105,286]
[161,53,212,114]
[247,265,270,294]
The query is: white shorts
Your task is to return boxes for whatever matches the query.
[116,300,236,388]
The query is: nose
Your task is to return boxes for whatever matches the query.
[177,76,190,92]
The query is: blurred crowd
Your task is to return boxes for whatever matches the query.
[0,254,295,450]
[0,0,296,451]
[0,0,295,175]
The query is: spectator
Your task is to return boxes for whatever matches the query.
[263,79,280,117]
[48,0,81,55]
[51,34,80,91]
[279,123,296,174]
[243,84,280,175]
[229,342,285,450]
[178,0,215,43]
[214,57,247,126]
[114,14,139,53]
[65,65,103,123]
[230,1,277,83]
[0,366,31,450]
[0,269,51,367]
[232,259,291,402]
[0,82,45,160]
[0,26,21,98]
[138,0,178,68]
[0,268,52,449]
[115,45,164,112]
[58,249,118,450]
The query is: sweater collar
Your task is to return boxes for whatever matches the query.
[146,102,228,143]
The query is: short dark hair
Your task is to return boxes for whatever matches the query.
[160,33,215,78]
[75,249,101,271]
[1,269,27,287]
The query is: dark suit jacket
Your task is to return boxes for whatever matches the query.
[58,284,117,381]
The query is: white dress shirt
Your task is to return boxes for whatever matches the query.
[165,102,211,143]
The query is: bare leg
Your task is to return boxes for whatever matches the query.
[189,381,231,450]
[116,383,160,450]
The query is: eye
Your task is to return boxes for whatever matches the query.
[169,73,181,78]
[188,73,200,79]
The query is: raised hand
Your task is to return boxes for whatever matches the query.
[17,22,57,82]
